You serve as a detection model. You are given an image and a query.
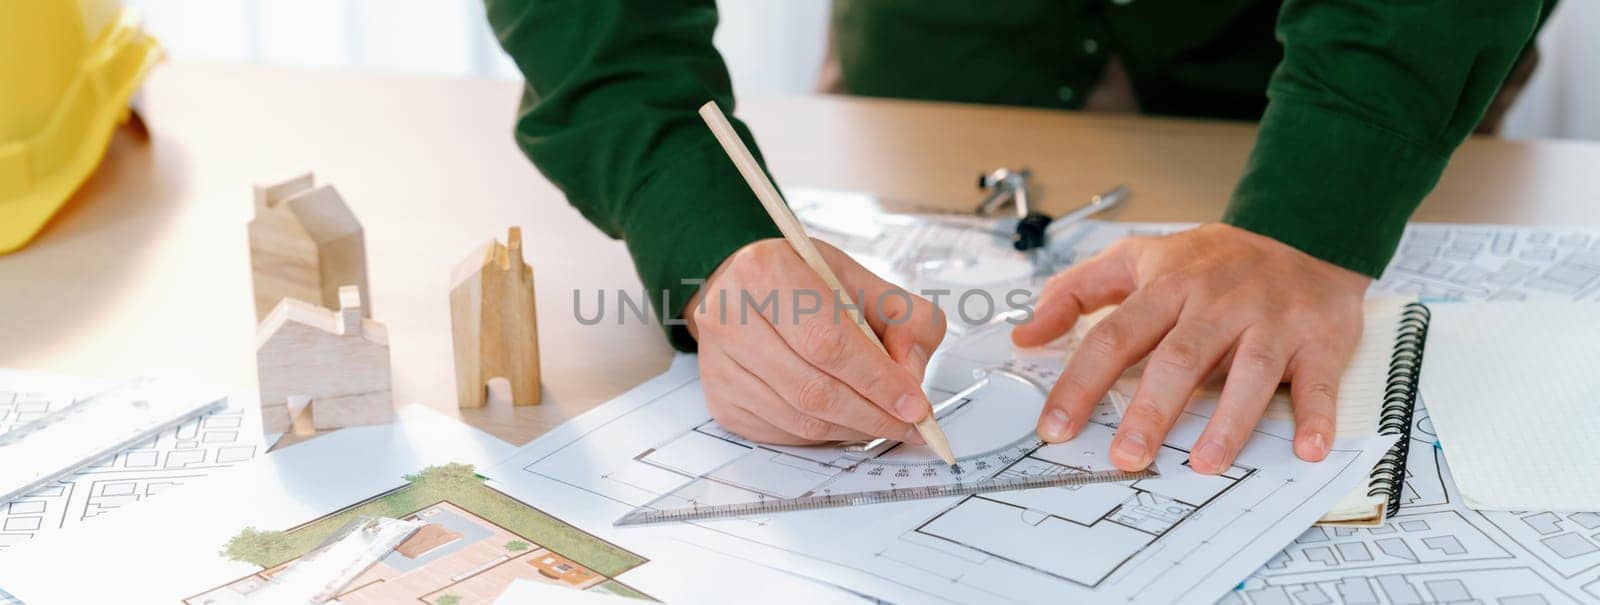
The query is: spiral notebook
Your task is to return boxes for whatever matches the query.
[1257,298,1430,526]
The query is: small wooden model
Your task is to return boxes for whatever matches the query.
[450,227,541,408]
[248,173,371,320]
[256,285,393,433]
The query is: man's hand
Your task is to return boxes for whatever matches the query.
[1012,224,1371,474]
[687,239,948,446]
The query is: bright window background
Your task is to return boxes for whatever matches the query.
[126,0,1595,141]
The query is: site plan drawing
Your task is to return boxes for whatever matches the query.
[1231,227,1600,603]
[1374,225,1600,302]
[0,405,860,605]
[189,463,653,604]
[788,188,1600,307]
[0,370,262,552]
[0,405,516,603]
[1232,400,1600,604]
[791,188,1600,602]
[0,370,264,605]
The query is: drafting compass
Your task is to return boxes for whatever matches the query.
[975,167,1131,278]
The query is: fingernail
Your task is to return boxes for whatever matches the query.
[903,426,925,445]
[1038,409,1070,442]
[1191,440,1226,473]
[1113,433,1149,468]
[1295,431,1328,461]
[895,394,927,423]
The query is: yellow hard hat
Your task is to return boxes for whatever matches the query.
[0,0,162,254]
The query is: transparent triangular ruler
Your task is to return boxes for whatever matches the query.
[616,462,1155,526]
[615,367,1157,527]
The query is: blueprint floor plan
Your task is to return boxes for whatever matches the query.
[0,370,263,552]
[0,370,266,605]
[498,334,1391,605]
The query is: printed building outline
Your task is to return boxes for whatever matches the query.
[188,465,651,605]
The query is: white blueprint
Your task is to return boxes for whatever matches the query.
[1041,223,1600,602]
[0,404,862,605]
[0,370,265,605]
[788,188,1600,306]
[0,370,264,552]
[495,336,1392,604]
[1235,226,1600,603]
[1232,399,1600,604]
[789,190,1600,603]
[0,405,511,603]
[1372,224,1600,303]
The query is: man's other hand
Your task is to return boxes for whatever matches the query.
[1012,224,1371,474]
[687,239,948,446]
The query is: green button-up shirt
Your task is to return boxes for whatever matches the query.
[486,0,1550,351]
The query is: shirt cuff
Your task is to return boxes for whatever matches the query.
[622,137,781,352]
[1224,99,1450,278]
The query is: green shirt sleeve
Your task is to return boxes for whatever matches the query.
[485,0,779,351]
[1225,0,1548,277]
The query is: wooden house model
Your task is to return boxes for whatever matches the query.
[256,285,393,434]
[248,173,371,321]
[450,227,541,408]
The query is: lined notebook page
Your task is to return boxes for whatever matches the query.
[1257,298,1413,524]
[1261,298,1409,437]
[1420,302,1600,511]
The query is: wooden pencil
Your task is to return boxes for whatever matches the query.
[697,100,957,465]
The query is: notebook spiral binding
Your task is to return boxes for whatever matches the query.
[1368,302,1431,518]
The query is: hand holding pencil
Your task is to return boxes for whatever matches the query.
[687,101,958,465]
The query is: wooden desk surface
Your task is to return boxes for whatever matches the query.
[2,63,1596,446]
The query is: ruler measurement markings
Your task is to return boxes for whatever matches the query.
[615,467,1156,527]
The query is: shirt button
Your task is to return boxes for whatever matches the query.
[1057,85,1075,103]
[1083,39,1100,54]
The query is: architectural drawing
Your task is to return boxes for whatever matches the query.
[0,372,262,552]
[0,405,860,605]
[1241,227,1600,601]
[789,192,1600,602]
[909,447,1248,589]
[789,189,1176,284]
[1229,566,1578,605]
[626,369,1101,518]
[8,194,1592,603]
[0,370,264,605]
[1239,401,1600,603]
[1375,226,1600,302]
[505,338,1391,605]
[0,404,258,550]
[189,464,652,605]
[791,189,1600,308]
